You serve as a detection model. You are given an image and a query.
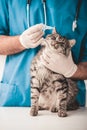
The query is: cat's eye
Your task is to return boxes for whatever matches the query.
[58,36,63,40]
[51,36,56,40]
[60,42,65,45]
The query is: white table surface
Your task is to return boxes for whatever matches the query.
[0,107,87,130]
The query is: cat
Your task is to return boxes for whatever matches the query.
[30,31,79,117]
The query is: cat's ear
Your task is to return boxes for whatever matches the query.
[52,27,57,34]
[69,39,76,47]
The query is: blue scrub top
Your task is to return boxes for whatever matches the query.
[0,0,87,106]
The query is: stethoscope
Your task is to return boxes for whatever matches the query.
[27,0,82,32]
[27,0,47,28]
[27,0,54,31]
[27,0,30,28]
[72,0,82,31]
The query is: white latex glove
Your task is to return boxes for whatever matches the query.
[40,49,77,78]
[19,24,44,48]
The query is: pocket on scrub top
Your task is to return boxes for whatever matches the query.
[0,82,17,106]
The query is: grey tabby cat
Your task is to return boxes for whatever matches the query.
[30,31,79,117]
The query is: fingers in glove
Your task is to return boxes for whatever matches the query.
[29,30,44,42]
[40,55,49,64]
[40,55,55,70]
[43,48,52,58]
[24,24,44,35]
[43,50,63,63]
[42,51,51,61]
[31,38,44,48]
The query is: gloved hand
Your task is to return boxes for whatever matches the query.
[40,49,77,78]
[19,24,44,49]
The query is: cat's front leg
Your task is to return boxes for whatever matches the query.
[58,100,67,117]
[56,83,68,117]
[30,78,40,116]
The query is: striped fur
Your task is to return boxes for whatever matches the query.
[30,33,79,117]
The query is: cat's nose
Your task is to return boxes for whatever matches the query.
[51,41,59,49]
[51,41,55,46]
[54,44,58,49]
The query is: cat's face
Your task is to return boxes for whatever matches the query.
[42,33,76,56]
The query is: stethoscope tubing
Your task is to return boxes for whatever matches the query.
[26,0,46,28]
[27,3,30,28]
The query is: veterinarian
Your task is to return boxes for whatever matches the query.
[0,0,87,106]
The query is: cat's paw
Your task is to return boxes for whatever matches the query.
[30,106,38,116]
[58,110,67,117]
[50,106,58,113]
